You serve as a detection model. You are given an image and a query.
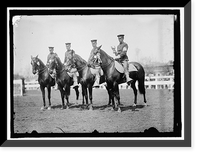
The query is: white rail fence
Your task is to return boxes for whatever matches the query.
[13,79,23,96]
[22,75,174,91]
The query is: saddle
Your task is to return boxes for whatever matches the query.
[114,60,138,73]
[90,66,104,76]
[66,68,79,77]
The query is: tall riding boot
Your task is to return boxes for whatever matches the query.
[54,77,58,90]
[72,73,79,88]
[93,74,100,87]
[125,72,133,85]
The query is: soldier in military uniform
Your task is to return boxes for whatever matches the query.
[63,43,79,88]
[46,47,58,67]
[111,34,133,84]
[88,39,102,87]
[46,46,58,89]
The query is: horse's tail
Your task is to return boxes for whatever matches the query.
[138,77,146,95]
[136,63,146,95]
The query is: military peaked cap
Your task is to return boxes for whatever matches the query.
[117,34,125,38]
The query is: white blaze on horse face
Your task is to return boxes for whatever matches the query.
[37,61,40,66]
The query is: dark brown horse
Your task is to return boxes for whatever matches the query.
[48,56,79,109]
[31,55,55,110]
[96,46,147,112]
[69,53,106,110]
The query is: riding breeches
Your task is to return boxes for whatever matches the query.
[122,60,129,73]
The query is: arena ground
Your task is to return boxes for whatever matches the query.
[13,88,174,134]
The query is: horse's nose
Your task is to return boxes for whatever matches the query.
[32,70,36,74]
[49,69,53,74]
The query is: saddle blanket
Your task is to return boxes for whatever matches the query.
[115,61,138,73]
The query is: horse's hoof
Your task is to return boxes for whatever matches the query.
[66,106,69,110]
[41,107,45,110]
[47,106,51,110]
[107,103,111,106]
[143,103,147,107]
[89,106,93,111]
[110,107,114,111]
[117,108,121,113]
[133,103,136,107]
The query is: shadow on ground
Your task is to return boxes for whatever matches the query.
[51,102,148,112]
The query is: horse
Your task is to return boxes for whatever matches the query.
[48,56,79,109]
[31,55,55,110]
[68,53,106,110]
[95,46,147,112]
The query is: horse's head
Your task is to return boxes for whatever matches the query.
[91,45,103,66]
[94,45,102,54]
[31,55,40,74]
[48,57,58,75]
[93,45,114,69]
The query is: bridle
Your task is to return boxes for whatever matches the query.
[70,56,87,72]
[49,58,65,75]
[31,59,47,75]
[96,50,114,70]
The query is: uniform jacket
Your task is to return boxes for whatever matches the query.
[64,49,75,68]
[47,52,58,64]
[117,42,129,61]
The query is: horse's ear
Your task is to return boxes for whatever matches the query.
[31,55,33,59]
[36,55,38,58]
[98,45,102,49]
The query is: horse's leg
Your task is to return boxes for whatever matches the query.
[59,87,65,109]
[40,86,46,110]
[113,83,121,112]
[47,85,52,110]
[74,86,79,105]
[88,85,93,111]
[109,88,115,111]
[81,85,85,105]
[106,86,111,106]
[64,83,71,109]
[131,80,137,107]
[143,93,147,104]
[84,87,88,105]
[116,84,120,105]
[82,84,88,105]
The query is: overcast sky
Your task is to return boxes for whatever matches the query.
[13,15,174,76]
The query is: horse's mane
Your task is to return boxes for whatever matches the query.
[99,49,114,61]
[55,56,63,66]
[74,54,87,64]
[37,57,46,67]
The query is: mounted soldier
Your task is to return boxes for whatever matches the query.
[63,43,79,88]
[111,34,133,84]
[46,46,58,89]
[46,47,58,67]
[87,39,102,88]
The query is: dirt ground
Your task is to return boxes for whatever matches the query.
[13,88,174,133]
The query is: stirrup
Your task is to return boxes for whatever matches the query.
[126,78,133,85]
[72,82,79,89]
[93,82,100,88]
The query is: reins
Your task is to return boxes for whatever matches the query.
[38,66,48,75]
[98,50,114,70]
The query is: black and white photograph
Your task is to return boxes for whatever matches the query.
[5,5,191,147]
